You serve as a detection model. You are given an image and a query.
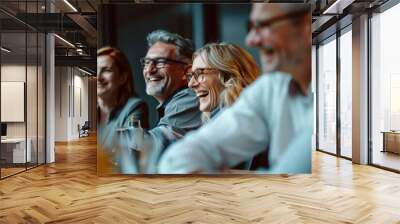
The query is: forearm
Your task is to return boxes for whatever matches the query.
[158,106,270,174]
[141,126,176,173]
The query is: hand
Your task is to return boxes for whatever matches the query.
[115,127,142,151]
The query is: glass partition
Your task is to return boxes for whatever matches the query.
[339,27,352,158]
[371,3,400,171]
[0,1,46,179]
[1,31,28,177]
[38,32,45,165]
[317,35,337,155]
[27,31,38,169]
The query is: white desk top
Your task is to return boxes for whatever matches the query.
[1,138,27,143]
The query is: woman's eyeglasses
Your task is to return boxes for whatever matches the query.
[186,68,218,82]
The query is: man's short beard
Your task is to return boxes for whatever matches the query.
[259,45,280,73]
[261,54,280,73]
[146,85,164,96]
[146,79,166,97]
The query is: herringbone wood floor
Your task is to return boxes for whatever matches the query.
[0,135,400,224]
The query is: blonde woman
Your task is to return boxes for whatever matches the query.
[187,42,260,122]
[186,42,262,170]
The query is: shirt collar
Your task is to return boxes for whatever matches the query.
[288,78,312,97]
[97,103,124,125]
[156,86,188,116]
[287,78,313,107]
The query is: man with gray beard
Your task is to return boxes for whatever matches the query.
[135,30,202,173]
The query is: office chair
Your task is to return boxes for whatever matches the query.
[79,121,90,138]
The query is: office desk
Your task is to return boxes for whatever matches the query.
[1,138,32,163]
[381,131,400,154]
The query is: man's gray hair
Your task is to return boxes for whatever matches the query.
[146,29,194,62]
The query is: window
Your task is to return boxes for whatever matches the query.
[370,2,400,171]
[339,28,352,158]
[317,35,337,155]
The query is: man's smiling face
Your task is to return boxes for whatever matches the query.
[143,42,188,102]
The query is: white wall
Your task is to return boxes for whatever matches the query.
[70,72,89,139]
[1,65,26,136]
[1,63,46,164]
[1,65,26,81]
[54,67,89,141]
[54,67,69,141]
[1,82,25,122]
[1,65,38,137]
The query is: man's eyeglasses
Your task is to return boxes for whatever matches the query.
[140,57,187,69]
[186,68,218,83]
[247,10,308,32]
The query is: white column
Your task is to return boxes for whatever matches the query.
[45,0,56,163]
[54,67,71,141]
[46,33,55,163]
[352,14,369,164]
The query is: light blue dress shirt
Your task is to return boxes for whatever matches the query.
[158,72,314,174]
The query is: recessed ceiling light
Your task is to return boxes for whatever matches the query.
[63,0,78,12]
[78,67,93,76]
[54,34,75,48]
[1,47,11,53]
[323,0,354,15]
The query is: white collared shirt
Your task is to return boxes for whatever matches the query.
[158,72,314,174]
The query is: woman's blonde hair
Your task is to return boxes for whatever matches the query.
[97,46,137,106]
[193,43,260,121]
